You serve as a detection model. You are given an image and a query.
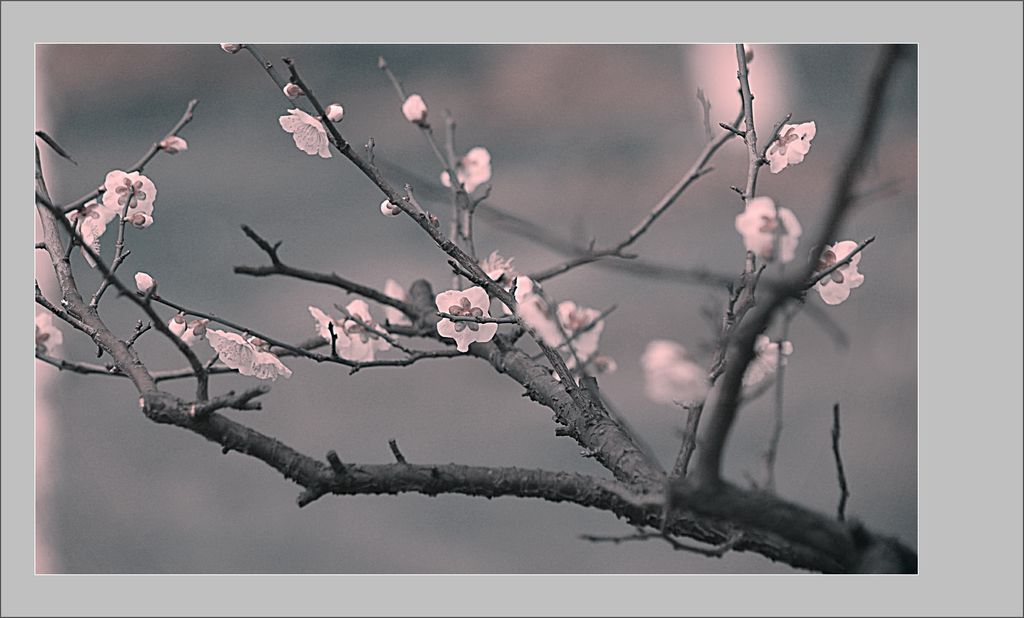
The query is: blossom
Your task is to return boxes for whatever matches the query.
[641,340,709,405]
[766,121,816,174]
[556,301,605,367]
[380,199,401,216]
[220,43,243,54]
[734,196,802,263]
[168,313,208,347]
[35,311,63,355]
[401,94,428,125]
[480,251,517,289]
[282,83,305,100]
[742,335,793,392]
[814,240,866,306]
[206,328,292,380]
[101,170,157,228]
[591,355,618,375]
[309,301,391,362]
[383,279,411,326]
[440,146,491,194]
[67,200,117,267]
[435,287,498,352]
[512,277,562,346]
[325,103,345,122]
[158,136,188,154]
[134,271,155,294]
[279,108,331,159]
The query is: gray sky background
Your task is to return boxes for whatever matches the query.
[35,44,917,573]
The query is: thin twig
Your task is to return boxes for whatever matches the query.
[388,439,408,464]
[761,304,797,492]
[60,100,198,214]
[831,403,851,521]
[581,528,743,558]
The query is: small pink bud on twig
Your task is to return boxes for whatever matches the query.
[134,272,155,293]
[402,94,428,125]
[158,136,188,154]
[220,44,243,54]
[283,83,305,100]
[380,200,401,217]
[325,103,345,122]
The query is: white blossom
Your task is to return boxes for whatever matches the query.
[206,328,292,380]
[279,108,331,159]
[168,313,208,347]
[766,121,816,174]
[742,335,793,392]
[814,240,866,306]
[734,196,802,263]
[435,287,498,352]
[35,311,63,355]
[641,340,709,406]
[101,170,157,228]
[440,146,491,194]
[67,200,118,267]
[309,301,391,362]
[383,279,412,326]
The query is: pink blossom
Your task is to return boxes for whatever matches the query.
[641,340,709,405]
[220,44,243,54]
[435,287,498,352]
[380,200,402,217]
[158,136,188,154]
[206,328,292,380]
[283,83,305,100]
[134,272,155,293]
[401,94,428,125]
[325,103,345,123]
[734,196,802,263]
[279,108,331,159]
[168,313,208,347]
[814,240,866,306]
[35,311,63,355]
[766,121,816,174]
[101,170,157,228]
[440,147,491,194]
[67,200,117,267]
[383,279,412,326]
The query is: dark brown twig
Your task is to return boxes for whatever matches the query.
[832,403,851,521]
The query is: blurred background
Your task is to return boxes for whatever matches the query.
[35,44,917,573]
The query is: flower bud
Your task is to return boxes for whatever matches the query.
[380,200,401,217]
[159,136,188,154]
[134,271,155,294]
[220,43,243,54]
[283,83,304,100]
[128,212,154,228]
[401,94,428,125]
[325,103,345,122]
[169,313,188,338]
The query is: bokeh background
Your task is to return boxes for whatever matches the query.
[35,44,917,573]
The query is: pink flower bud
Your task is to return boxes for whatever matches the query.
[325,103,345,122]
[380,200,401,217]
[283,83,304,100]
[220,44,243,54]
[134,271,155,293]
[402,94,428,125]
[159,136,188,154]
[128,212,153,228]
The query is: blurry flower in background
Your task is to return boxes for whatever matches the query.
[766,121,816,174]
[556,301,605,369]
[158,135,188,154]
[435,287,498,352]
[383,279,412,326]
[641,340,708,406]
[206,328,292,380]
[480,251,518,289]
[814,240,866,306]
[101,170,157,228]
[742,335,793,392]
[513,277,562,347]
[279,108,331,159]
[35,311,63,355]
[441,146,491,194]
[734,196,802,263]
[325,103,345,122]
[402,94,428,125]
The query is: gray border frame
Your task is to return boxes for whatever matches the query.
[5,1,1022,616]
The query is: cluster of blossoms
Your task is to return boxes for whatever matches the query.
[309,300,392,362]
[731,120,866,306]
[67,169,163,267]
